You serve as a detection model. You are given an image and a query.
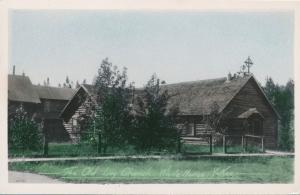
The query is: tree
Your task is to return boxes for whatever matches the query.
[93,58,134,153]
[66,76,70,85]
[64,76,72,88]
[263,77,294,151]
[286,79,294,150]
[203,102,229,135]
[132,74,179,152]
[76,80,80,88]
[264,77,277,103]
[78,96,98,146]
[8,104,42,150]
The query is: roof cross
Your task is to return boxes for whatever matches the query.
[244,56,253,74]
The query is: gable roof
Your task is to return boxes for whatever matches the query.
[60,85,94,121]
[81,84,97,95]
[60,74,280,121]
[34,85,76,100]
[8,74,77,104]
[8,74,41,103]
[162,76,251,115]
[238,108,264,119]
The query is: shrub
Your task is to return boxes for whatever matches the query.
[8,105,42,150]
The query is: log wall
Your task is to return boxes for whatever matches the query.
[223,78,278,148]
[63,95,94,143]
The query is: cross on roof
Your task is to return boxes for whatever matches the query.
[244,56,253,74]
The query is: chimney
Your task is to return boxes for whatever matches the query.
[13,65,15,75]
[22,71,25,76]
[226,72,232,82]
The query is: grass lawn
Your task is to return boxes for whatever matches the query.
[9,143,137,158]
[9,142,264,158]
[9,156,293,183]
[182,143,263,154]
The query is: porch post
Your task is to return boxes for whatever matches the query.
[241,136,245,152]
[193,118,197,137]
[177,137,181,153]
[209,134,213,154]
[245,136,247,152]
[261,137,265,153]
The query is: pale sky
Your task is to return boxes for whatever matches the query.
[9,10,294,87]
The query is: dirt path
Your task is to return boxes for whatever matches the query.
[265,150,294,155]
[8,171,65,183]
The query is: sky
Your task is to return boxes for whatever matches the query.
[9,10,294,87]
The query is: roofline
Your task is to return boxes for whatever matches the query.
[81,84,94,96]
[251,76,281,119]
[33,85,76,101]
[135,77,228,91]
[39,97,71,101]
[8,74,42,103]
[8,99,41,104]
[162,77,227,87]
[33,84,74,90]
[220,75,280,119]
[219,76,252,114]
[59,85,87,119]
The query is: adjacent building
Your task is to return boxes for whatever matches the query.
[8,74,76,142]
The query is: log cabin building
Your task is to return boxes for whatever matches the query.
[60,74,280,149]
[60,84,98,142]
[8,74,76,142]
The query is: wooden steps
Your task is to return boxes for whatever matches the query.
[63,122,80,143]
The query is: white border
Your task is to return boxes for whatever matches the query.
[0,0,299,194]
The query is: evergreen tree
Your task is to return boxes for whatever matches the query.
[93,58,134,153]
[263,77,294,151]
[132,74,179,152]
[64,76,72,88]
[76,80,80,88]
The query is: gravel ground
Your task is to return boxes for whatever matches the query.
[8,171,65,183]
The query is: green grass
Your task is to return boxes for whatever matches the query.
[182,144,263,154]
[9,156,293,183]
[8,143,173,158]
[9,142,265,158]
[9,143,97,158]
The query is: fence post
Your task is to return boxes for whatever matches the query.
[223,135,226,154]
[97,132,101,154]
[43,122,48,157]
[177,137,181,154]
[261,137,265,153]
[209,134,212,154]
[241,136,244,152]
[245,136,247,152]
